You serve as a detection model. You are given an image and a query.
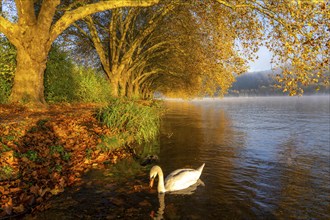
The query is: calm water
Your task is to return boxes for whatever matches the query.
[29,96,330,219]
[157,96,330,219]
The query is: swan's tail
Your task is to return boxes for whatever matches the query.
[197,163,205,173]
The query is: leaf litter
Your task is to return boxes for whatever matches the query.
[0,103,134,218]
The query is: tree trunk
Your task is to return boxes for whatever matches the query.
[133,84,140,99]
[119,79,127,97]
[9,45,48,105]
[110,75,119,97]
[126,81,140,99]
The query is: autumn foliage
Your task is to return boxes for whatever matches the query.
[0,104,138,217]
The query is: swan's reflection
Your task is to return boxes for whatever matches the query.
[152,179,205,219]
[153,193,165,220]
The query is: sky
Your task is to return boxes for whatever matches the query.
[248,46,273,72]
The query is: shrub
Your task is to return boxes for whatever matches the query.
[0,36,15,103]
[45,46,112,103]
[73,67,112,103]
[0,76,11,103]
[44,46,77,103]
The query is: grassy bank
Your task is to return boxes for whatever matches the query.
[0,100,162,218]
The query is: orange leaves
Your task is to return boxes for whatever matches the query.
[12,204,25,213]
[1,150,15,165]
[0,103,131,218]
[1,198,13,216]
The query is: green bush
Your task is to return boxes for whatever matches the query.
[73,67,112,103]
[44,46,77,103]
[0,36,15,103]
[96,99,162,145]
[0,76,11,103]
[45,46,112,103]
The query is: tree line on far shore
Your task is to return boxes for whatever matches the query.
[226,70,330,97]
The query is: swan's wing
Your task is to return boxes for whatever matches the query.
[169,179,205,195]
[165,169,201,191]
[166,168,192,177]
[168,164,205,177]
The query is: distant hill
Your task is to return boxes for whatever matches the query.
[226,69,329,96]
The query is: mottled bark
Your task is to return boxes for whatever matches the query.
[10,45,49,104]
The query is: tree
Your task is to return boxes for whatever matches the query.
[65,1,178,98]
[151,1,252,98]
[214,0,329,95]
[157,0,329,97]
[66,0,248,98]
[0,0,159,105]
[71,0,329,98]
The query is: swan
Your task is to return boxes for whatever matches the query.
[149,163,205,193]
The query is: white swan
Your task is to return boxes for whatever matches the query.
[149,163,205,193]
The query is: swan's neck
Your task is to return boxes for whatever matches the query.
[157,168,166,193]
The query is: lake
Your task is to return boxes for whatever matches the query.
[157,96,329,219]
[28,96,330,219]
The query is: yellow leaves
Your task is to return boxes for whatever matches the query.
[12,204,25,213]
[310,0,327,3]
[1,150,15,165]
[49,186,64,196]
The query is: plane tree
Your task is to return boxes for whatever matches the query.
[158,0,329,96]
[64,1,185,98]
[150,0,257,98]
[70,0,329,98]
[214,0,329,95]
[66,0,249,98]
[0,0,159,105]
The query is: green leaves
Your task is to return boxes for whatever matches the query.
[0,37,15,103]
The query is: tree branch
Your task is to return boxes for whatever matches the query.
[15,0,37,25]
[0,16,19,45]
[50,0,160,43]
[84,15,111,77]
[37,0,60,33]
[119,2,177,72]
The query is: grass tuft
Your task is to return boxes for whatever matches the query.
[96,99,162,145]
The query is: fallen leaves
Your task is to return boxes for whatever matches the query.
[0,103,132,218]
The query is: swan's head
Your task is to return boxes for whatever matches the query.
[149,165,161,188]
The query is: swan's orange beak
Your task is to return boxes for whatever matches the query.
[149,178,154,188]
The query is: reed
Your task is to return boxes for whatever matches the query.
[96,99,162,145]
